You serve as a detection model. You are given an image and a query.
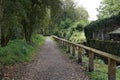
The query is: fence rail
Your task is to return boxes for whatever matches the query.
[53,36,120,80]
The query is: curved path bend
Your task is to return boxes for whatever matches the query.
[15,37,89,80]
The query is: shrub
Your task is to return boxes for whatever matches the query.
[84,13,120,40]
[0,34,45,64]
[88,39,120,56]
[32,34,45,47]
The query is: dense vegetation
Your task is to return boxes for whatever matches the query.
[0,0,89,64]
[88,39,120,56]
[84,0,120,57]
[0,34,45,64]
[85,13,120,40]
[85,0,120,39]
[0,0,119,79]
[0,0,62,46]
[97,0,120,19]
[0,0,62,64]
[84,0,120,79]
[55,0,89,43]
[0,0,88,46]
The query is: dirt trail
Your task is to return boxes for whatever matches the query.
[14,37,89,80]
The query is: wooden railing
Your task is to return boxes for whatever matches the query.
[53,36,120,80]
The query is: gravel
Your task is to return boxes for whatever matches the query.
[13,37,89,80]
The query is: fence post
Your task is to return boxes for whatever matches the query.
[70,44,72,54]
[66,43,69,53]
[78,47,82,63]
[59,40,62,47]
[61,40,63,47]
[108,58,116,80]
[66,42,68,53]
[88,51,94,72]
[58,40,61,47]
[63,41,65,48]
[64,42,67,52]
[72,45,75,56]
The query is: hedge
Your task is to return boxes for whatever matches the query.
[84,13,120,39]
[88,39,120,57]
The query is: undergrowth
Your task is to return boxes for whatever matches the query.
[0,34,45,65]
[32,34,45,47]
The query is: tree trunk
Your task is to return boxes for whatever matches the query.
[0,0,3,47]
[1,28,12,47]
[23,24,33,45]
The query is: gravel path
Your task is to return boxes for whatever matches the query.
[14,37,89,80]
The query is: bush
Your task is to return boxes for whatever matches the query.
[32,34,45,47]
[84,13,120,40]
[76,24,84,31]
[0,34,45,64]
[88,39,120,56]
[69,31,86,43]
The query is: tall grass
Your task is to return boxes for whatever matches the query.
[0,34,45,65]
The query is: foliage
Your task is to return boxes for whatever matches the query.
[39,9,51,35]
[0,40,34,64]
[32,34,45,47]
[76,24,84,31]
[69,31,86,43]
[84,13,120,39]
[88,39,120,56]
[0,34,45,64]
[0,0,62,46]
[64,20,87,43]
[55,0,89,39]
[97,0,120,19]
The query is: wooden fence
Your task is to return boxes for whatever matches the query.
[53,36,120,80]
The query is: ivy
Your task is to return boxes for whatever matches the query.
[85,13,120,40]
[88,39,120,56]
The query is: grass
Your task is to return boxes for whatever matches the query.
[32,34,45,47]
[75,53,120,80]
[72,51,120,80]
[60,47,120,80]
[87,59,120,80]
[0,34,45,65]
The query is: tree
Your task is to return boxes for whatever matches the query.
[1,0,20,47]
[55,0,89,38]
[21,0,47,44]
[97,0,120,19]
[21,0,62,43]
[0,0,62,46]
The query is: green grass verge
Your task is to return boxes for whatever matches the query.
[32,34,45,47]
[0,34,45,65]
[61,48,120,80]
[87,59,120,80]
[72,51,120,80]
